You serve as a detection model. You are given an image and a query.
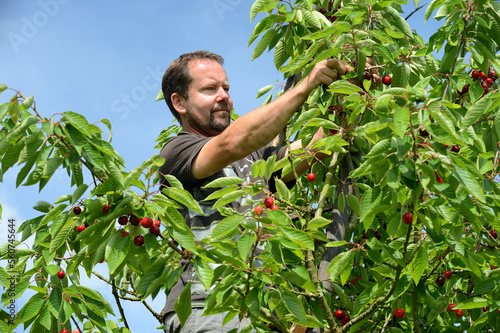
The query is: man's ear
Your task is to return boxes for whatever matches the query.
[171,93,187,116]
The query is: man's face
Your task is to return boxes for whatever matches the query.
[182,59,233,136]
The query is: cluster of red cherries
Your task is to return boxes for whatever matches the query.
[459,68,497,95]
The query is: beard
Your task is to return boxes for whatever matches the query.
[185,103,231,135]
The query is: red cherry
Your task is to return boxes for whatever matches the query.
[342,315,350,322]
[254,205,263,215]
[334,310,344,320]
[73,206,82,215]
[362,233,369,239]
[419,128,429,137]
[329,129,339,135]
[448,303,457,312]
[461,84,469,94]
[382,75,392,86]
[149,225,161,237]
[121,231,129,238]
[264,197,274,209]
[374,231,382,240]
[60,330,70,333]
[436,275,445,286]
[486,78,494,86]
[129,214,140,225]
[134,235,145,246]
[443,270,452,279]
[118,215,128,225]
[102,205,111,215]
[307,172,316,182]
[455,309,464,317]
[57,270,65,279]
[394,308,405,318]
[480,71,488,80]
[402,212,413,225]
[471,70,480,80]
[318,7,327,14]
[141,217,153,228]
[434,171,444,184]
[364,72,373,80]
[483,307,487,312]
[450,145,460,153]
[271,205,280,210]
[153,219,161,227]
[340,319,347,326]
[490,230,498,239]
[76,225,85,233]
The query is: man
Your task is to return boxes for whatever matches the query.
[159,50,352,333]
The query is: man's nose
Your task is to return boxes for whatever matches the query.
[216,88,230,101]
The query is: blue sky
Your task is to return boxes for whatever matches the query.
[0,1,440,332]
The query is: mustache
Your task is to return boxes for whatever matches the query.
[212,103,230,112]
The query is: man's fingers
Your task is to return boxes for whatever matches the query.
[326,58,352,76]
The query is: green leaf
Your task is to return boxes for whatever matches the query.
[383,6,413,38]
[327,80,363,94]
[302,9,321,28]
[202,176,245,188]
[275,178,290,201]
[393,107,410,138]
[163,187,204,214]
[194,256,214,291]
[308,216,331,230]
[47,286,62,317]
[40,204,67,230]
[238,232,256,260]
[410,246,428,285]
[252,29,276,61]
[62,111,94,136]
[280,227,314,249]
[211,215,245,241]
[325,240,348,247]
[0,115,39,156]
[15,292,45,325]
[50,221,74,254]
[301,21,351,40]
[327,250,354,284]
[135,258,165,297]
[256,85,275,99]
[0,83,7,94]
[250,0,270,21]
[212,189,247,209]
[106,231,130,275]
[280,288,307,324]
[71,184,89,205]
[347,194,361,217]
[175,281,192,327]
[360,186,382,223]
[366,138,391,158]
[462,92,496,129]
[454,298,488,310]
[451,156,485,203]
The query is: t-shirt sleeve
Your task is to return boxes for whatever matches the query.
[158,133,211,186]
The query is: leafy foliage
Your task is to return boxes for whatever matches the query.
[2,0,500,332]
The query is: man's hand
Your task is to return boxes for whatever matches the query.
[300,58,353,95]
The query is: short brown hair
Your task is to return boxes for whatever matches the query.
[162,51,224,123]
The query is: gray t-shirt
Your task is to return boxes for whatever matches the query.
[159,131,288,315]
